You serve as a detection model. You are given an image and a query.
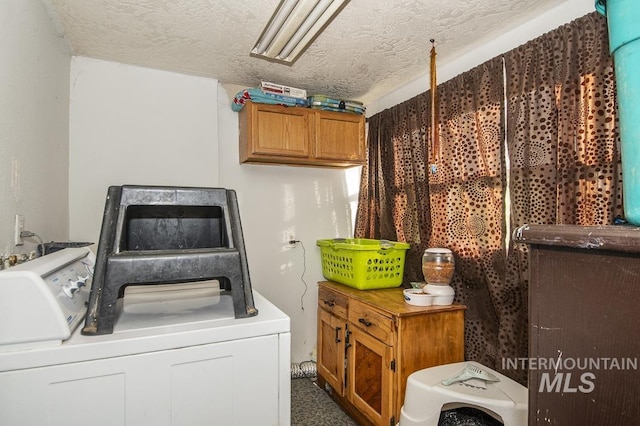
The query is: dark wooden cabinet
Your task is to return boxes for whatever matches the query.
[515,224,640,426]
[317,281,465,426]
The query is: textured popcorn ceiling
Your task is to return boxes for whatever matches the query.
[42,0,564,104]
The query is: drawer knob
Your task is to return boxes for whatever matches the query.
[359,318,372,327]
[324,300,336,307]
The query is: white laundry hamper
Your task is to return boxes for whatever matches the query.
[399,361,527,426]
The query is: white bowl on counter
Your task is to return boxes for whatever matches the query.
[403,289,434,306]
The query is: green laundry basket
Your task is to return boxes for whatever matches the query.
[316,238,410,290]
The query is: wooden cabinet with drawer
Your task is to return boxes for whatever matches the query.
[317,281,466,426]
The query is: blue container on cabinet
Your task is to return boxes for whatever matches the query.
[597,0,640,225]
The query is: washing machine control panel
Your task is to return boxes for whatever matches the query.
[0,248,95,350]
[46,255,93,305]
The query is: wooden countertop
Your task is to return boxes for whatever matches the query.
[318,281,466,318]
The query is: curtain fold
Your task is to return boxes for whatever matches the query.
[428,56,508,374]
[355,93,432,281]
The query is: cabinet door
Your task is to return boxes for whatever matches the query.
[313,111,365,162]
[243,103,311,159]
[347,325,394,426]
[317,308,347,396]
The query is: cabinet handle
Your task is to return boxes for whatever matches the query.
[335,326,342,343]
[324,300,335,307]
[358,318,372,327]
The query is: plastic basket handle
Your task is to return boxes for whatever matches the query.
[329,238,346,250]
[379,240,393,249]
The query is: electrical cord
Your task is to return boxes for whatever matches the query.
[291,239,308,311]
[20,231,45,257]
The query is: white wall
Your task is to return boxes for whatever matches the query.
[218,86,360,362]
[68,57,220,244]
[0,0,70,257]
[367,0,596,116]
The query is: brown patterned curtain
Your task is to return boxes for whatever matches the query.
[355,12,620,385]
[504,12,621,227]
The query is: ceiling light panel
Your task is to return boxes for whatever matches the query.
[251,0,349,64]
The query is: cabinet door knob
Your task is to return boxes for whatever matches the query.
[324,300,335,307]
[358,318,372,327]
[335,326,342,343]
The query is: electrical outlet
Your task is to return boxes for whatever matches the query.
[14,214,24,246]
[286,233,296,248]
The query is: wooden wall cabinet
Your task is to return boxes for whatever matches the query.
[317,281,465,426]
[515,225,640,426]
[238,101,365,167]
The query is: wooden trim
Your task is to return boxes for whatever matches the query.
[514,224,640,253]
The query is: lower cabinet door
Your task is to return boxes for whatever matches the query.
[317,308,347,396]
[347,326,394,426]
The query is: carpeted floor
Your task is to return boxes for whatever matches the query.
[291,378,357,426]
[290,377,503,426]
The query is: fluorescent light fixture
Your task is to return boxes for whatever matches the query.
[251,0,349,64]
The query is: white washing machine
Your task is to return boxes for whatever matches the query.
[0,248,291,426]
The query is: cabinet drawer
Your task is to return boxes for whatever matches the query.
[318,287,348,319]
[348,300,394,345]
